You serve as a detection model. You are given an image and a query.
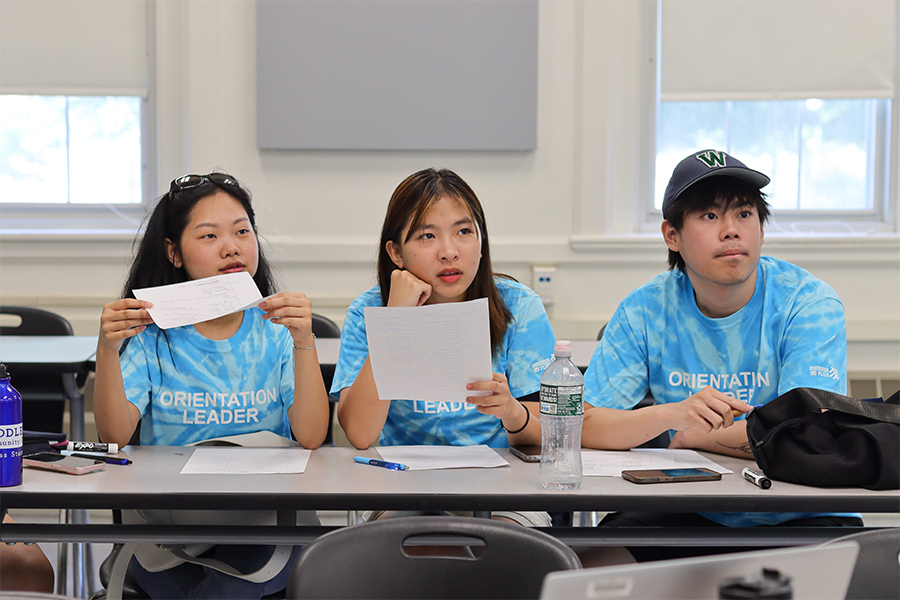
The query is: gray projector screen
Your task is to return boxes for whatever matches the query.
[257,0,538,151]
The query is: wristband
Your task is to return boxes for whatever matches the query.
[503,402,530,435]
[293,334,317,351]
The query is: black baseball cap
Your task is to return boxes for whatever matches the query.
[662,149,770,217]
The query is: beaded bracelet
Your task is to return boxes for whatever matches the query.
[502,402,530,435]
[293,334,317,351]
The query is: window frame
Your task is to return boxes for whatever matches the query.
[0,1,156,235]
[639,2,897,236]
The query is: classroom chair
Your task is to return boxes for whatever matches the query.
[285,515,582,599]
[0,305,82,434]
[823,528,900,600]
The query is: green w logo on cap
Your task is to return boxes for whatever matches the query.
[696,150,727,168]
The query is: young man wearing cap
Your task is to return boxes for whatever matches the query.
[580,149,860,555]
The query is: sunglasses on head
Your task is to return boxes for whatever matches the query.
[169,173,237,195]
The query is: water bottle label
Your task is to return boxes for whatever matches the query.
[0,423,23,448]
[539,385,584,417]
[0,447,22,459]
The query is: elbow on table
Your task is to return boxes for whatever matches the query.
[336,405,381,449]
[337,417,378,449]
[295,429,327,451]
[343,429,377,450]
[98,430,135,450]
[95,415,139,449]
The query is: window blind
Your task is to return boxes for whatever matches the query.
[661,0,895,101]
[0,0,148,96]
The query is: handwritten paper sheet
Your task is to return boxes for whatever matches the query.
[581,448,732,477]
[376,445,508,471]
[134,272,266,329]
[180,447,311,474]
[363,298,493,401]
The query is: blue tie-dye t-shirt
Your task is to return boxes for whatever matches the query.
[331,277,557,447]
[120,307,295,446]
[584,256,855,526]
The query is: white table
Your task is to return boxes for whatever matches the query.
[2,446,895,547]
[0,335,98,440]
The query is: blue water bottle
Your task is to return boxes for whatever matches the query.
[0,363,24,487]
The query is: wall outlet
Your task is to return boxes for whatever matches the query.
[532,265,556,304]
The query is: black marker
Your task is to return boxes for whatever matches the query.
[59,442,119,454]
[742,467,771,489]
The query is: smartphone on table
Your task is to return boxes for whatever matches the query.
[23,452,106,475]
[510,444,541,463]
[621,467,720,484]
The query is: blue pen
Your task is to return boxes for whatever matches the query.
[65,451,132,465]
[353,456,408,471]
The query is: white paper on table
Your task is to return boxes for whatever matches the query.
[134,272,268,329]
[581,448,732,477]
[376,445,508,471]
[363,298,493,401]
[180,447,311,474]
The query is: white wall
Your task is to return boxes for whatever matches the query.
[1,0,898,377]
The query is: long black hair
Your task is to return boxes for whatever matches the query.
[122,172,278,298]
[120,173,279,355]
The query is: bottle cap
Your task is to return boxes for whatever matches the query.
[553,341,572,357]
[0,363,9,379]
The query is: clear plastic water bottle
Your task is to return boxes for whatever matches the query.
[0,363,24,487]
[539,341,583,490]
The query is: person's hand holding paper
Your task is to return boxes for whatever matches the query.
[364,298,493,402]
[133,272,267,329]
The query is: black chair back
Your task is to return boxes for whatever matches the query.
[311,313,341,339]
[286,516,581,599]
[0,305,74,336]
[0,306,78,433]
[825,528,900,599]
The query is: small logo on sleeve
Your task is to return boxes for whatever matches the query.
[532,356,553,373]
[809,366,840,380]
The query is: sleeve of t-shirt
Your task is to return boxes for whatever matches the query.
[584,300,651,410]
[329,299,369,398]
[503,292,557,399]
[119,334,152,415]
[776,291,848,396]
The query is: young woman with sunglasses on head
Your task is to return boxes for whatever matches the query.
[92,173,329,599]
[334,170,557,519]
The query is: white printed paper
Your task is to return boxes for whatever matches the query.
[180,447,311,474]
[134,272,266,329]
[581,448,732,477]
[376,445,508,471]
[363,298,493,401]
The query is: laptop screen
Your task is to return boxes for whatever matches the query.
[541,542,858,600]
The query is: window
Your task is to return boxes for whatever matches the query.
[655,98,889,213]
[0,95,142,205]
[0,0,149,226]
[652,0,895,231]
